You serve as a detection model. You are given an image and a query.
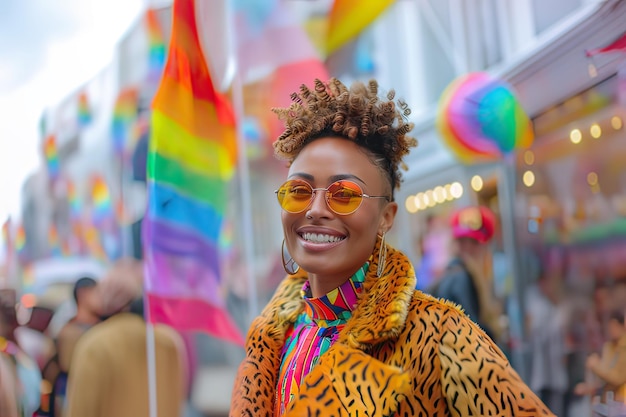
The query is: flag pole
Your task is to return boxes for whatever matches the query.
[146,320,158,417]
[140,2,159,416]
[226,0,259,325]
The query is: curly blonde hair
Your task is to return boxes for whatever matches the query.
[272,78,417,199]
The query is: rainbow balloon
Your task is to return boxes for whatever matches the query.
[436,72,534,164]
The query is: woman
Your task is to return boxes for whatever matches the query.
[230,78,554,416]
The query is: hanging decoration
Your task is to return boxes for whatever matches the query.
[14,224,25,254]
[83,223,107,261]
[586,31,626,57]
[326,0,395,56]
[586,32,626,105]
[66,179,82,220]
[65,179,87,255]
[90,174,113,225]
[47,224,61,256]
[111,87,139,156]
[87,174,120,260]
[77,91,92,127]
[145,8,167,85]
[44,134,60,181]
[436,72,534,164]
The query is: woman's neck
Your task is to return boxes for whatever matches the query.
[307,274,351,298]
[307,260,372,298]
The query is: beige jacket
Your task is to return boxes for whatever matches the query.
[65,313,186,417]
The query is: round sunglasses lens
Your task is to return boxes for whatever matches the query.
[327,181,363,214]
[277,180,312,213]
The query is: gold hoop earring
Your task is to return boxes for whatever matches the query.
[281,239,299,275]
[377,232,387,277]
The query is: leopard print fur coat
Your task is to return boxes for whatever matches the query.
[230,240,554,416]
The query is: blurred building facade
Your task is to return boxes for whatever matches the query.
[10,0,626,414]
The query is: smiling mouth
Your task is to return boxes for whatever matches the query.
[299,233,346,243]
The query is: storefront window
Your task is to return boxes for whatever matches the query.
[532,0,584,35]
[516,75,626,412]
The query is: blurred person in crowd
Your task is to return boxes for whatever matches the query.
[611,280,626,318]
[65,258,187,417]
[574,309,626,402]
[525,256,569,417]
[1,290,42,416]
[415,214,450,291]
[560,294,596,417]
[0,351,20,417]
[50,277,100,417]
[230,78,553,416]
[16,306,57,371]
[430,205,504,342]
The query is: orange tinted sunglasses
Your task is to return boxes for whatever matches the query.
[275,179,389,215]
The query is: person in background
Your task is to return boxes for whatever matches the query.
[574,309,626,402]
[230,77,553,416]
[1,290,42,417]
[0,351,20,417]
[415,214,450,291]
[525,258,569,417]
[430,205,504,343]
[50,277,101,417]
[65,259,187,417]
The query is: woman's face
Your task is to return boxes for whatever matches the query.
[282,137,397,292]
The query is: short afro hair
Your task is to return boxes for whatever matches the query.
[272,78,417,199]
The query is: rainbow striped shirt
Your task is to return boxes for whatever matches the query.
[274,262,369,415]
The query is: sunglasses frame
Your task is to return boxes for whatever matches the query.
[275,179,390,216]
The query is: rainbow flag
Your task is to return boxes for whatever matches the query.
[326,0,395,55]
[90,175,112,224]
[44,135,60,180]
[67,179,82,219]
[111,87,139,155]
[78,91,92,127]
[1,219,9,243]
[48,224,60,256]
[145,8,166,84]
[21,264,35,293]
[83,223,107,261]
[1,218,11,260]
[14,224,25,253]
[144,0,243,345]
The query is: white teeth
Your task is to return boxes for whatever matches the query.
[302,233,343,243]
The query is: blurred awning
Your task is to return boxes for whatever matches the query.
[27,256,107,296]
